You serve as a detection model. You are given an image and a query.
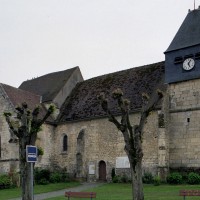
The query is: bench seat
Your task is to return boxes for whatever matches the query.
[65,191,96,199]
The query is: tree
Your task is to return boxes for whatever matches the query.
[98,88,163,200]
[4,102,54,200]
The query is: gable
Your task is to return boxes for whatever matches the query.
[1,83,41,109]
[19,67,81,103]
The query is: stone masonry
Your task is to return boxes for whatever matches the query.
[53,110,165,181]
[169,79,200,169]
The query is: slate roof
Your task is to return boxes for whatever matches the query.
[58,61,165,123]
[19,67,79,102]
[166,9,200,52]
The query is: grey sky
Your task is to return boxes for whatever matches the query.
[0,0,197,87]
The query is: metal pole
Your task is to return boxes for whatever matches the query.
[30,162,34,200]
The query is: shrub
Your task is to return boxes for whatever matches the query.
[153,176,161,186]
[0,174,12,189]
[37,178,49,185]
[62,172,70,182]
[142,172,154,184]
[8,172,20,187]
[111,168,116,180]
[50,172,62,183]
[112,174,131,183]
[167,172,183,184]
[187,172,200,185]
[34,168,51,184]
[37,147,44,156]
[112,175,121,183]
[120,174,130,183]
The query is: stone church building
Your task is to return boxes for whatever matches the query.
[1,8,200,181]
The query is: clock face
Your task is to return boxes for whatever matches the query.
[183,58,195,71]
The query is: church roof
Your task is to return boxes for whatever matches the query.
[1,83,54,122]
[166,9,200,52]
[58,61,165,122]
[19,67,79,103]
[1,83,41,109]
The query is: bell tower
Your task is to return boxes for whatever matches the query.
[165,8,200,83]
[165,7,200,172]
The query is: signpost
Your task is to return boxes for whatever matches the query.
[26,145,37,200]
[26,145,37,163]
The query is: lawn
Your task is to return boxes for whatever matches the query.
[0,182,80,200]
[47,183,200,200]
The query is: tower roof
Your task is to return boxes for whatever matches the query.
[165,9,200,52]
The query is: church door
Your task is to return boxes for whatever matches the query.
[99,160,106,181]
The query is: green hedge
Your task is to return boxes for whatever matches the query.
[0,174,12,189]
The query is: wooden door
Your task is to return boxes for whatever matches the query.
[99,160,106,181]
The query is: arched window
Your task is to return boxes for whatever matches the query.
[63,135,68,151]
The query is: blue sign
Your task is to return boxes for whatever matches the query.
[26,145,37,163]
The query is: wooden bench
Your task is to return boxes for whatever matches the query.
[180,190,200,199]
[65,191,96,200]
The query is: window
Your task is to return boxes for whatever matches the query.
[174,56,183,64]
[184,54,194,59]
[195,52,200,59]
[158,113,165,128]
[63,135,68,151]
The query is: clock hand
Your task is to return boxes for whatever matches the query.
[188,59,191,66]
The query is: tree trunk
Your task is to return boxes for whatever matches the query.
[21,163,32,200]
[19,137,33,200]
[131,162,144,200]
[127,128,144,200]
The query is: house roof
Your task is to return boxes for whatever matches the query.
[19,67,79,102]
[58,61,165,123]
[165,9,200,52]
[1,83,54,122]
[2,83,41,109]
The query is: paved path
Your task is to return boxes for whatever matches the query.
[9,182,105,200]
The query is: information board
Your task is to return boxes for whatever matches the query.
[89,164,95,175]
[26,145,37,163]
[116,157,130,168]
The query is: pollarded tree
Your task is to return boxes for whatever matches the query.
[98,88,163,200]
[4,102,54,200]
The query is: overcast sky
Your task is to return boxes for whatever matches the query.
[0,0,198,87]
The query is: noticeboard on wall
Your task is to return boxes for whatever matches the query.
[89,164,95,174]
[116,157,130,168]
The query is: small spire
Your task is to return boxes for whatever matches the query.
[194,0,196,10]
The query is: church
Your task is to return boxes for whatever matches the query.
[1,8,200,182]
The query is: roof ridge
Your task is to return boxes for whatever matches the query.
[85,61,164,82]
[20,66,79,85]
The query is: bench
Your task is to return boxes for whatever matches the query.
[179,190,200,199]
[65,191,96,200]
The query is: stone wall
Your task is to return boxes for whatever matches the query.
[54,111,161,181]
[0,85,19,173]
[35,124,55,169]
[169,79,200,169]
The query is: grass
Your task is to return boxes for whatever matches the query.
[0,182,80,200]
[2,182,200,200]
[46,183,200,200]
